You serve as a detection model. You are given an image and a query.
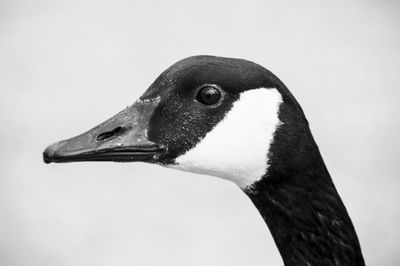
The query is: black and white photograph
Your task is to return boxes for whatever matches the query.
[0,1,399,265]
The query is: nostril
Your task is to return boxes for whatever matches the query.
[96,126,127,141]
[113,126,123,134]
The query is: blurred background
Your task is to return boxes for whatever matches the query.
[0,0,399,265]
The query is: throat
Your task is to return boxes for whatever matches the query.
[244,162,365,266]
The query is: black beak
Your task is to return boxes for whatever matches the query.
[43,99,164,164]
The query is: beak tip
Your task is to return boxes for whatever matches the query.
[43,151,53,164]
[43,145,56,164]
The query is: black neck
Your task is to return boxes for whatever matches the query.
[245,169,364,265]
[244,101,365,265]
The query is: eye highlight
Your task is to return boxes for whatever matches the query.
[196,85,221,105]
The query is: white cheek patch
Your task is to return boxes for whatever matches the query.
[169,88,282,189]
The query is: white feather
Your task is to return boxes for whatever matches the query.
[169,88,282,189]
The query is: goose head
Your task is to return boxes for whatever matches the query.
[43,55,301,189]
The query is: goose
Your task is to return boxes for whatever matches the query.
[43,55,365,265]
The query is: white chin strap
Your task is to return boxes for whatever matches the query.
[169,88,283,189]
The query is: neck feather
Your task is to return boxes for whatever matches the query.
[245,168,365,265]
[244,101,365,265]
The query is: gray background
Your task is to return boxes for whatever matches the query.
[0,0,399,265]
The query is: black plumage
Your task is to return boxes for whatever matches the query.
[245,96,364,265]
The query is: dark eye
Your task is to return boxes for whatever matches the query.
[196,85,221,105]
